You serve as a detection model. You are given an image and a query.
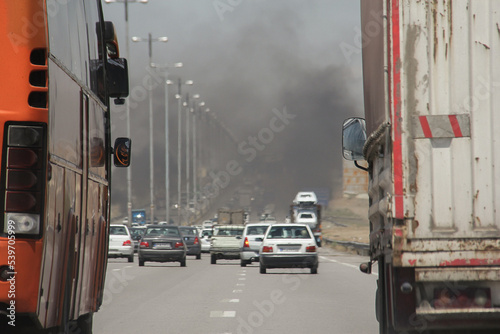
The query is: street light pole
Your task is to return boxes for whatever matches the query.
[151,63,182,225]
[132,33,168,224]
[175,79,193,225]
[104,0,149,227]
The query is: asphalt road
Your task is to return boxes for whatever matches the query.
[93,247,379,334]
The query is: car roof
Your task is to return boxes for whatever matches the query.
[146,224,179,228]
[269,223,309,228]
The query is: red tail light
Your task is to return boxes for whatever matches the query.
[2,125,46,237]
[243,237,250,248]
[194,236,199,245]
[140,241,149,248]
[434,287,491,309]
[175,242,184,248]
[306,245,316,252]
[123,240,132,246]
[262,246,273,253]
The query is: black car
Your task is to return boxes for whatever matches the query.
[138,225,187,267]
[179,226,202,259]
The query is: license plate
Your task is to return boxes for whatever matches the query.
[279,247,299,252]
[154,243,172,249]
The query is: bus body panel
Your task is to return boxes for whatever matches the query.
[0,0,116,331]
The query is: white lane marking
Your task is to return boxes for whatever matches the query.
[124,266,133,269]
[236,283,245,286]
[320,256,379,276]
[238,278,246,281]
[221,299,239,303]
[210,311,236,318]
[112,269,120,271]
[233,289,243,293]
[238,273,246,276]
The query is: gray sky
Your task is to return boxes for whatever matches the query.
[104,0,363,219]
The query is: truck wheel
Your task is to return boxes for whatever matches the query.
[260,265,266,274]
[211,254,216,264]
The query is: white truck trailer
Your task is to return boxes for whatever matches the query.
[342,1,500,333]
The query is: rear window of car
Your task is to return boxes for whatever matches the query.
[180,228,197,236]
[266,226,311,239]
[215,227,243,236]
[299,213,314,219]
[145,228,180,237]
[201,230,213,237]
[110,226,128,235]
[246,226,268,235]
[130,228,145,237]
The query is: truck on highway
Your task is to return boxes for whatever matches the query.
[290,192,322,246]
[132,209,147,225]
[342,1,500,333]
[210,209,245,264]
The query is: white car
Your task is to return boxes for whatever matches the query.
[240,223,271,267]
[108,224,134,262]
[199,228,213,253]
[259,224,318,274]
[293,191,318,205]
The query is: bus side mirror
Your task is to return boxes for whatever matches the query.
[107,58,129,102]
[114,137,131,167]
[342,117,367,161]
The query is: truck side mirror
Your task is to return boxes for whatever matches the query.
[114,137,131,167]
[342,117,367,161]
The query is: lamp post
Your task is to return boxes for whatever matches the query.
[151,63,183,225]
[175,79,193,224]
[193,101,205,214]
[104,0,149,227]
[132,33,168,224]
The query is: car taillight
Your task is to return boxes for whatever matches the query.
[194,236,199,245]
[123,240,132,246]
[3,124,45,237]
[306,245,316,252]
[434,287,492,309]
[262,246,273,253]
[175,242,184,248]
[243,237,250,248]
[140,241,149,248]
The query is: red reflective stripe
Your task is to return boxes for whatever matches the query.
[419,116,433,138]
[391,0,404,219]
[448,114,463,137]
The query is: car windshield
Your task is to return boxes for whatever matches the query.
[110,226,128,235]
[145,227,180,237]
[266,226,311,239]
[180,228,197,236]
[215,227,243,236]
[246,226,268,235]
[201,230,213,237]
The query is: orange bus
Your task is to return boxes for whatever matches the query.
[0,0,130,332]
